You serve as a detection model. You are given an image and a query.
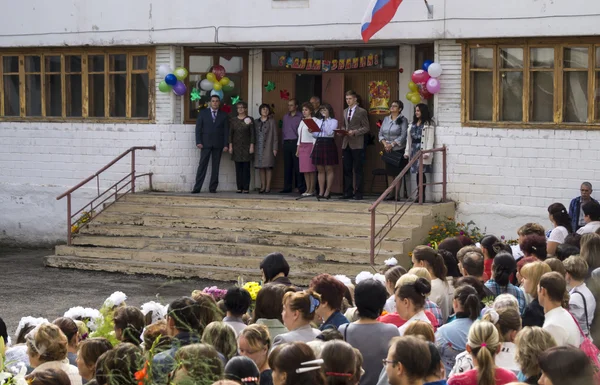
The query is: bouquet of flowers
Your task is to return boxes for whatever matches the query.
[201,286,228,302]
[0,338,27,385]
[242,282,262,301]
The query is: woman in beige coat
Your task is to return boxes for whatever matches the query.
[255,103,278,193]
[405,103,435,202]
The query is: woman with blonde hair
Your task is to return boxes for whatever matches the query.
[403,320,435,342]
[447,321,517,385]
[520,262,551,327]
[272,290,321,347]
[201,322,238,360]
[514,326,557,384]
[170,343,223,385]
[238,324,272,385]
[27,323,83,385]
[580,233,600,275]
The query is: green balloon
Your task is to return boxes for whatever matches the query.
[223,81,235,92]
[158,81,172,93]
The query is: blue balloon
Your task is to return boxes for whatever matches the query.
[165,74,177,86]
[210,89,224,99]
[422,60,434,71]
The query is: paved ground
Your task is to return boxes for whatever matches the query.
[0,247,223,336]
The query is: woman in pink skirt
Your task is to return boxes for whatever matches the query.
[296,102,317,197]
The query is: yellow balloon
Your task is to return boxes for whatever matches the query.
[408,81,418,92]
[219,76,230,86]
[213,82,223,91]
[409,93,422,104]
[206,73,216,82]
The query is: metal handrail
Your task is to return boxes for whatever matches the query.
[56,145,156,245]
[369,146,447,264]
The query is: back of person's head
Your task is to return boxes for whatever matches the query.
[321,340,356,385]
[224,288,252,317]
[493,294,519,312]
[388,336,431,382]
[26,323,68,363]
[407,267,432,282]
[555,243,580,261]
[548,203,573,234]
[191,291,224,327]
[482,308,521,342]
[310,274,348,311]
[78,337,113,368]
[350,348,363,385]
[539,272,567,303]
[454,276,487,302]
[316,328,344,342]
[538,346,595,385]
[466,321,501,385]
[520,234,548,260]
[52,317,78,346]
[480,235,500,257]
[240,324,271,352]
[167,297,202,335]
[425,341,444,380]
[75,320,89,342]
[544,257,567,277]
[201,321,237,360]
[462,251,485,277]
[582,200,600,221]
[354,279,388,320]
[175,343,223,384]
[563,255,589,282]
[253,283,292,322]
[514,326,557,378]
[96,343,142,385]
[225,356,261,385]
[454,285,481,320]
[403,320,435,342]
[25,368,71,385]
[268,342,324,385]
[438,237,464,259]
[142,320,171,353]
[384,266,407,289]
[492,252,517,286]
[456,235,475,247]
[260,252,290,282]
[581,233,600,271]
[439,249,461,278]
[457,245,482,264]
[16,318,44,344]
[412,246,447,280]
[283,290,321,322]
[520,261,552,298]
[396,277,431,310]
[517,223,546,238]
[113,306,145,345]
[564,233,582,249]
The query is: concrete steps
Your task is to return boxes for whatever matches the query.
[45,192,455,284]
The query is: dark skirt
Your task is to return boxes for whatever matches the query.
[385,150,408,176]
[312,137,338,166]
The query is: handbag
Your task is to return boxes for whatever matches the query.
[569,309,600,384]
[381,150,404,168]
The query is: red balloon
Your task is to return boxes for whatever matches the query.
[411,70,431,85]
[419,88,433,100]
[212,65,226,81]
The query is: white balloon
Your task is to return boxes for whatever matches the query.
[427,62,443,78]
[158,64,172,78]
[200,79,214,91]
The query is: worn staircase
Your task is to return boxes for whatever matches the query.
[45,193,455,284]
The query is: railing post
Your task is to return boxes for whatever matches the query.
[131,150,136,194]
[370,210,376,265]
[66,194,72,246]
[418,153,424,205]
[442,146,447,202]
[149,173,153,191]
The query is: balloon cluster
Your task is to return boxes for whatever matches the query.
[406,60,443,104]
[158,65,189,96]
[198,65,235,100]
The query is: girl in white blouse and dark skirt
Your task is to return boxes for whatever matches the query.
[311,103,338,199]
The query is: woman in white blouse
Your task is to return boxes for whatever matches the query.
[311,103,338,200]
[296,102,317,197]
[546,203,573,256]
[395,275,432,335]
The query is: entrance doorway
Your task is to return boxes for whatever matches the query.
[295,74,322,105]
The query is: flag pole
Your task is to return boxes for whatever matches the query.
[423,0,433,15]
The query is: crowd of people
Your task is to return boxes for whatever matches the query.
[192,91,435,201]
[3,185,600,385]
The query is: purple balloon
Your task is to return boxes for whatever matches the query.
[426,78,441,94]
[172,81,187,96]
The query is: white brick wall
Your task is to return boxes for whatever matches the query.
[434,40,600,236]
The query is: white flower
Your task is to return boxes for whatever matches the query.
[64,307,103,331]
[15,317,48,341]
[244,117,252,125]
[373,273,386,284]
[384,257,398,266]
[104,291,127,308]
[355,271,374,284]
[12,366,27,385]
[333,275,352,286]
[0,372,13,385]
[141,301,168,324]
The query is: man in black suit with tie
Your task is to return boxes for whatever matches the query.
[192,95,229,193]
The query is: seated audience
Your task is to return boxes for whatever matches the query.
[485,252,526,314]
[272,291,321,346]
[514,326,557,384]
[223,288,252,336]
[538,272,581,346]
[309,274,350,330]
[563,255,596,337]
[238,325,272,385]
[253,284,292,340]
[520,262,551,327]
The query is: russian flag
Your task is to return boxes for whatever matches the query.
[361,0,403,42]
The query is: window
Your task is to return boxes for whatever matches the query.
[184,50,248,123]
[464,39,600,127]
[0,48,154,121]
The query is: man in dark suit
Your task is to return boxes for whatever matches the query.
[339,90,370,200]
[192,95,229,193]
